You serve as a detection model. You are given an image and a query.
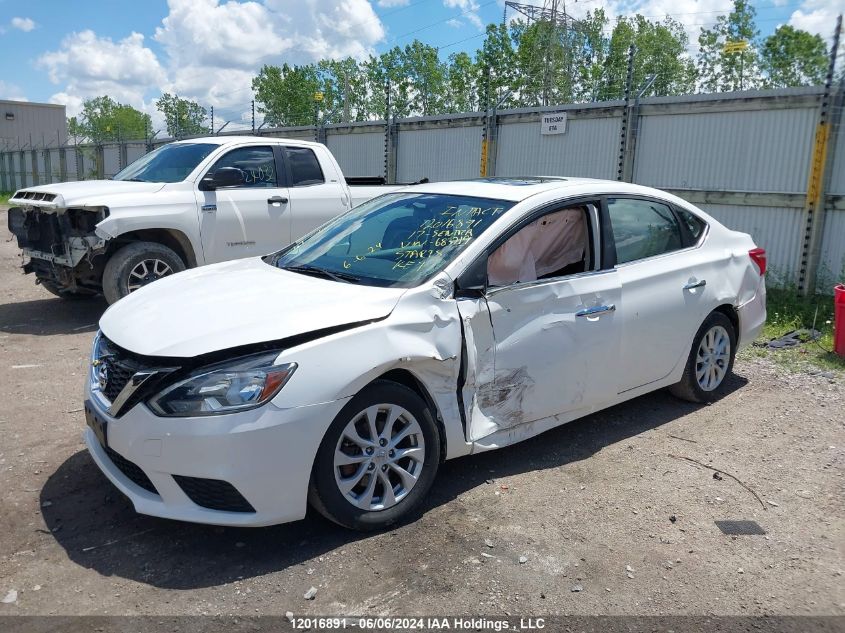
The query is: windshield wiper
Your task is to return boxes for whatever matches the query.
[121,177,148,182]
[282,264,360,284]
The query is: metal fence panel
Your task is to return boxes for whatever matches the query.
[819,209,845,284]
[829,122,845,195]
[396,126,483,183]
[126,143,147,166]
[36,152,47,185]
[80,149,98,179]
[103,146,120,178]
[634,107,818,193]
[495,116,621,179]
[49,149,62,182]
[699,203,803,284]
[65,149,79,181]
[326,130,384,178]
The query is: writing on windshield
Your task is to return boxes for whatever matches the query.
[274,193,515,288]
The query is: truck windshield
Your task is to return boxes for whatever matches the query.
[113,143,217,183]
[272,192,515,288]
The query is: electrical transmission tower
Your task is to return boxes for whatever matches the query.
[505,0,582,106]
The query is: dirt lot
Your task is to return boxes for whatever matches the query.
[0,206,843,619]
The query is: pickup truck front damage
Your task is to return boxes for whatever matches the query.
[7,199,109,293]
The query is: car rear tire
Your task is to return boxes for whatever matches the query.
[669,311,737,403]
[309,380,441,531]
[38,278,97,299]
[102,241,185,304]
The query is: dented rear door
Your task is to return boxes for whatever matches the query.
[459,270,622,442]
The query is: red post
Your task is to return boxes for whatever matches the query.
[835,284,845,357]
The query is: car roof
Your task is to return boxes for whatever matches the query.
[392,177,668,203]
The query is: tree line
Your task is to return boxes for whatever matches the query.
[67,0,833,141]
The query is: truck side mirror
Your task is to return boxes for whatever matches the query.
[200,167,245,190]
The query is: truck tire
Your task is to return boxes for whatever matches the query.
[38,278,97,300]
[102,242,186,304]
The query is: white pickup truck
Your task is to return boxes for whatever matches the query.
[7,136,405,303]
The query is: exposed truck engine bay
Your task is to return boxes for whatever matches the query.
[7,201,109,293]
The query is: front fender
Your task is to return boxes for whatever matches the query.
[271,286,471,459]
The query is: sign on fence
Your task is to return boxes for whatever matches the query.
[541,112,568,135]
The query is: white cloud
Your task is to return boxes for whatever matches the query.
[444,0,483,30]
[11,17,36,32]
[447,18,464,28]
[37,30,166,117]
[789,0,844,54]
[378,0,410,6]
[34,0,387,121]
[0,80,27,101]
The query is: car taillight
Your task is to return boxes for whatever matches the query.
[749,247,766,276]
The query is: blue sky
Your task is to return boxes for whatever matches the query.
[0,0,838,127]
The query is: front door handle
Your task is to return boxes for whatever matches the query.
[683,279,707,290]
[575,304,616,318]
[268,196,288,205]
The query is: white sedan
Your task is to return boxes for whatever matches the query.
[83,178,767,530]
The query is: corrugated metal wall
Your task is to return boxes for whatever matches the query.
[634,107,818,192]
[396,125,482,182]
[327,129,385,178]
[819,210,845,284]
[496,116,621,179]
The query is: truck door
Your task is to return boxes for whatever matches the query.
[283,146,350,241]
[196,145,291,263]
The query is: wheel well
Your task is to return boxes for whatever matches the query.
[376,369,447,462]
[109,229,197,267]
[713,304,739,335]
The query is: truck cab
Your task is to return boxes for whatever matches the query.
[7,136,399,303]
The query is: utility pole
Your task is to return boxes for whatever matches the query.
[251,100,255,134]
[210,106,214,135]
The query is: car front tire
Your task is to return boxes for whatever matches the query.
[309,380,441,531]
[669,311,737,403]
[102,241,186,304]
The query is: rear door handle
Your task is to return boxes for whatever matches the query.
[575,304,616,318]
[683,279,706,290]
[268,196,288,205]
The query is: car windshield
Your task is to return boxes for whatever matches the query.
[271,192,515,288]
[113,143,217,183]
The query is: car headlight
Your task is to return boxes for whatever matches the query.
[148,351,297,417]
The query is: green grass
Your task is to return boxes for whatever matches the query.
[0,191,11,206]
[740,287,845,374]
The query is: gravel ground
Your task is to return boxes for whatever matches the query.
[0,206,843,618]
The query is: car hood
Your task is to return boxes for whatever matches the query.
[99,258,407,358]
[11,180,165,208]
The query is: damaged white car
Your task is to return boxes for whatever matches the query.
[84,178,766,530]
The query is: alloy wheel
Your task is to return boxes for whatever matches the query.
[333,404,426,511]
[695,324,731,391]
[127,258,174,292]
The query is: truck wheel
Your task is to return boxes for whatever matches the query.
[38,278,97,300]
[102,242,185,304]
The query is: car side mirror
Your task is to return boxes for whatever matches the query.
[454,255,488,299]
[200,167,245,190]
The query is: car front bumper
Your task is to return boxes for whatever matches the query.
[83,389,351,527]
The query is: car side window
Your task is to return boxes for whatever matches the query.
[208,146,277,188]
[675,206,706,243]
[286,147,325,186]
[487,205,591,287]
[607,198,683,265]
